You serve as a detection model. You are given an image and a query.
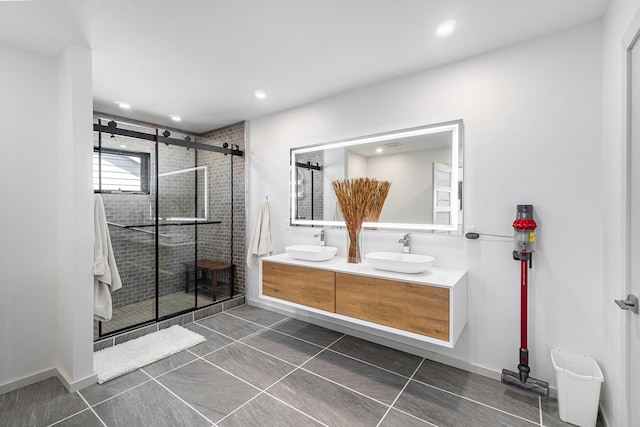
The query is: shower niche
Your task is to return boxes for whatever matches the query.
[93,117,244,339]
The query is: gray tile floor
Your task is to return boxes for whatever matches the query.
[3,305,584,427]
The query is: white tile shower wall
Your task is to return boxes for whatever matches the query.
[200,122,246,296]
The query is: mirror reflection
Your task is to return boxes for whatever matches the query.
[290,120,463,231]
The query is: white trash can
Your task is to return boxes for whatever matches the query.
[550,349,604,427]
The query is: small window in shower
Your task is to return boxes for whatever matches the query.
[93,148,150,194]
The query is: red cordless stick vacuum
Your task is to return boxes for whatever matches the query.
[501,205,549,397]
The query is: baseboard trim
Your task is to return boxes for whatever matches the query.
[56,370,97,393]
[0,368,59,396]
[0,368,97,396]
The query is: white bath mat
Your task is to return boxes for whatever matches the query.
[94,325,205,383]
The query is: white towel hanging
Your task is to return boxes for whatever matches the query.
[247,199,273,268]
[94,194,122,322]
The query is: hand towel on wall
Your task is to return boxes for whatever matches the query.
[247,199,273,268]
[94,194,122,322]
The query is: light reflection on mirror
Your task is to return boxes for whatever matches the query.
[290,120,463,232]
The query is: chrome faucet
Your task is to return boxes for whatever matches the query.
[314,229,326,246]
[399,233,410,253]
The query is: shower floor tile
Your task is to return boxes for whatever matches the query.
[94,290,214,337]
[5,304,594,427]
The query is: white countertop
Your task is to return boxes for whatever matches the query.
[262,253,466,288]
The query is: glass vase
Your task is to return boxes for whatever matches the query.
[347,228,361,263]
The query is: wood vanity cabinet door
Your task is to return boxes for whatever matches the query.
[335,273,450,340]
[262,262,335,312]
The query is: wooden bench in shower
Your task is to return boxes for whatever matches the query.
[183,259,234,301]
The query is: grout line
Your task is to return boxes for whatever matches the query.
[296,363,394,408]
[538,396,544,426]
[189,317,422,414]
[190,317,269,343]
[296,334,345,370]
[77,392,109,427]
[188,319,310,371]
[261,392,331,427]
[262,322,344,349]
[93,307,540,427]
[281,335,399,407]
[233,340,299,368]
[140,368,217,426]
[324,346,413,380]
[212,393,264,426]
[80,376,154,408]
[223,310,290,330]
[265,336,347,386]
[45,406,108,427]
[209,338,342,426]
[216,333,346,426]
[376,358,438,427]
[410,377,541,426]
[196,354,263,393]
[390,407,442,427]
[140,347,222,380]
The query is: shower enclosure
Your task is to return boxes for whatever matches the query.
[93,117,243,339]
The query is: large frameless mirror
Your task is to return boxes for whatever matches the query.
[290,120,463,232]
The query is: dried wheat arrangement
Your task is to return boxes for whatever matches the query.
[332,178,391,263]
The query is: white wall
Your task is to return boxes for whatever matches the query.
[248,21,603,396]
[0,41,94,392]
[56,44,95,390]
[601,0,640,425]
[0,41,60,390]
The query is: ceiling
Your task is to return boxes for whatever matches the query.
[0,0,610,134]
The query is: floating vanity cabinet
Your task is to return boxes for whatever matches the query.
[259,254,467,348]
[335,273,450,341]
[262,261,335,312]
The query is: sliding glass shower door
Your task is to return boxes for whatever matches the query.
[94,118,240,339]
[157,142,199,318]
[93,127,157,336]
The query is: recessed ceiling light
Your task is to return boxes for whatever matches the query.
[115,101,131,110]
[120,144,127,148]
[376,147,383,153]
[170,115,181,122]
[436,20,456,37]
[254,90,267,99]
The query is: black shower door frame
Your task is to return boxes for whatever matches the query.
[94,120,243,339]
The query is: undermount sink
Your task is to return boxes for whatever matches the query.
[285,245,338,262]
[365,252,435,274]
